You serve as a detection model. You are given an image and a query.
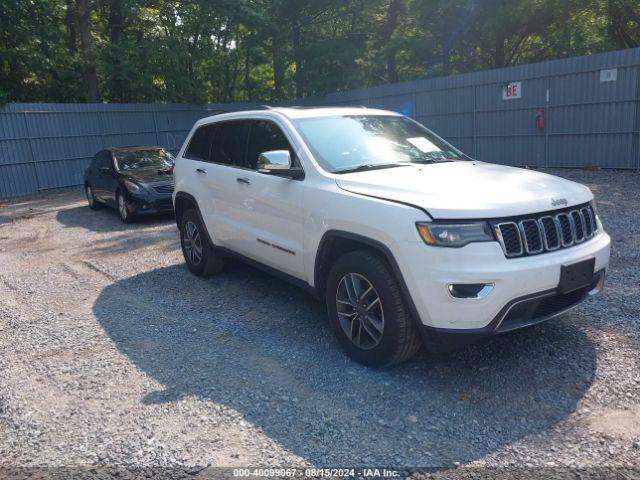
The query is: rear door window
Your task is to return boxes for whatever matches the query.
[97,150,113,170]
[184,124,215,161]
[210,121,248,167]
[90,151,102,170]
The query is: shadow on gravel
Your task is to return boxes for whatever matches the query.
[56,206,174,234]
[94,262,597,468]
[56,206,177,254]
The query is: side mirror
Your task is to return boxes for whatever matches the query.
[98,166,112,174]
[257,150,304,179]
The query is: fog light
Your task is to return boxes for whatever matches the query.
[448,283,494,299]
[589,272,605,295]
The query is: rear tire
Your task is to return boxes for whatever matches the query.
[326,249,421,368]
[85,185,102,210]
[179,209,224,276]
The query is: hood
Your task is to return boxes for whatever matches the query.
[122,168,174,185]
[335,161,593,219]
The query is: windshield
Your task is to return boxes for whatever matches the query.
[114,149,174,171]
[292,115,467,173]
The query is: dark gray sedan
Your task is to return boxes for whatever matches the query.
[83,146,175,223]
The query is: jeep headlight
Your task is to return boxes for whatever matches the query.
[590,200,601,229]
[124,180,142,193]
[416,222,494,247]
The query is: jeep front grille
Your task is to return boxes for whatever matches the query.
[493,204,597,258]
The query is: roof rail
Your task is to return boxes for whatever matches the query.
[282,105,364,110]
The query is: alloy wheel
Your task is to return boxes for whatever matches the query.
[183,221,203,266]
[118,194,128,220]
[335,272,384,350]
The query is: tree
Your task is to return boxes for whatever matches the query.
[76,0,100,101]
[0,0,637,104]
[607,0,640,48]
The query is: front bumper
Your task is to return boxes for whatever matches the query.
[420,269,605,351]
[125,192,174,216]
[395,228,611,341]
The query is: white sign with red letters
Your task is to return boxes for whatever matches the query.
[502,81,522,100]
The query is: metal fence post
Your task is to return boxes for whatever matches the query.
[23,111,42,192]
[411,90,417,120]
[98,110,107,148]
[152,110,160,145]
[635,65,640,171]
[544,80,550,168]
[472,85,478,159]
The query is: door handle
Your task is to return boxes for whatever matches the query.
[196,168,207,174]
[236,177,251,185]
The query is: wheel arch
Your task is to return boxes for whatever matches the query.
[174,192,214,245]
[313,230,422,325]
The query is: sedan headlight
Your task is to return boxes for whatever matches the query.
[124,180,142,193]
[416,222,494,247]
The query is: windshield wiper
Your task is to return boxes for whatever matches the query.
[335,163,411,174]
[412,158,457,164]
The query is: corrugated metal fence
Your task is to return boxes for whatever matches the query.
[324,48,640,171]
[1,48,640,199]
[0,102,249,199]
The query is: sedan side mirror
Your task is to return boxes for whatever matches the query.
[257,150,304,180]
[98,166,112,174]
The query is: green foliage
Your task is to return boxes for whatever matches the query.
[1,0,639,103]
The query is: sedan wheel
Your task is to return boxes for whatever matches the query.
[86,185,102,210]
[117,192,132,223]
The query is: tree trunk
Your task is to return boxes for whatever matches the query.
[244,40,253,102]
[225,27,241,102]
[292,23,304,98]
[229,51,240,102]
[65,0,77,53]
[107,0,124,44]
[493,35,506,68]
[272,33,286,101]
[76,0,100,102]
[220,29,233,102]
[384,0,403,83]
[607,0,639,48]
[107,0,125,101]
[442,46,450,75]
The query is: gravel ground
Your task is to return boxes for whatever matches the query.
[0,169,638,479]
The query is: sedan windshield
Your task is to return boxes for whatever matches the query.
[114,149,174,171]
[292,115,467,173]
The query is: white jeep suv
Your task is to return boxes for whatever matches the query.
[173,107,611,367]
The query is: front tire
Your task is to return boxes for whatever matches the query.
[326,250,421,368]
[179,209,224,276]
[117,191,134,223]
